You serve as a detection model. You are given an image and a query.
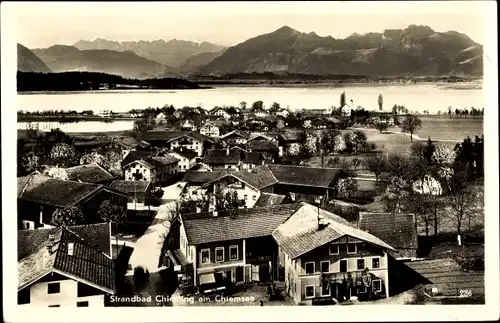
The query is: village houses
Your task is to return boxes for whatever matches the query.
[17,223,115,307]
[199,122,221,138]
[163,147,198,172]
[121,151,179,183]
[209,107,230,120]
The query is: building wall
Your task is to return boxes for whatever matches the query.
[167,153,195,172]
[200,126,220,138]
[210,177,261,208]
[171,138,203,156]
[283,240,389,304]
[124,162,154,182]
[19,275,106,307]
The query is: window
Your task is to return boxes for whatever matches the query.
[244,195,248,201]
[77,301,89,307]
[357,259,365,270]
[320,261,330,273]
[18,288,30,305]
[372,257,380,269]
[347,243,357,254]
[201,249,210,264]
[48,305,60,307]
[329,244,339,255]
[252,195,257,201]
[357,285,367,294]
[305,286,315,298]
[215,247,224,262]
[229,245,238,260]
[372,279,382,292]
[321,282,331,296]
[305,262,315,274]
[339,260,347,273]
[241,183,245,189]
[47,282,60,294]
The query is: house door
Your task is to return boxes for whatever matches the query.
[251,265,260,281]
[225,270,233,283]
[339,260,347,273]
[214,272,224,284]
[236,267,244,282]
[259,262,270,282]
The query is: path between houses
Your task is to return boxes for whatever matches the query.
[126,182,184,273]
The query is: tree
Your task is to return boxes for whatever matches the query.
[378,94,383,111]
[239,101,247,110]
[276,119,285,132]
[270,102,281,113]
[46,167,69,180]
[352,130,367,154]
[302,119,312,130]
[98,200,127,247]
[441,167,476,236]
[80,150,106,166]
[400,114,422,142]
[386,153,411,179]
[21,151,39,174]
[336,177,358,200]
[340,92,346,107]
[50,142,77,167]
[375,121,389,133]
[287,143,301,156]
[343,132,356,155]
[405,190,434,236]
[303,135,318,156]
[351,158,361,171]
[432,145,456,166]
[363,155,387,182]
[251,100,264,112]
[51,206,86,226]
[333,135,346,154]
[382,176,410,213]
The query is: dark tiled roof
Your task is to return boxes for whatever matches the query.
[18,174,102,208]
[18,225,115,293]
[266,164,343,188]
[170,147,198,160]
[358,212,418,259]
[142,131,185,142]
[203,149,242,165]
[254,193,290,207]
[231,166,278,189]
[182,171,228,184]
[18,223,112,260]
[114,136,139,149]
[405,259,484,297]
[182,203,302,245]
[247,140,278,152]
[273,204,395,259]
[121,150,154,168]
[243,152,263,164]
[151,156,179,166]
[65,164,114,184]
[279,132,303,142]
[220,130,250,140]
[109,180,151,194]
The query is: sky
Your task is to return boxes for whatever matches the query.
[8,1,493,48]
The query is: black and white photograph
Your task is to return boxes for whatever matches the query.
[2,1,498,321]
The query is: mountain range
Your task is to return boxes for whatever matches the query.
[18,24,483,79]
[198,25,483,77]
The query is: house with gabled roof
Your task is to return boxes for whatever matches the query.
[17,223,115,307]
[254,192,292,208]
[168,131,215,157]
[162,147,198,172]
[172,203,304,291]
[17,174,128,230]
[220,130,250,145]
[209,107,230,119]
[273,204,396,305]
[202,148,243,171]
[109,180,151,209]
[199,121,223,138]
[122,151,179,183]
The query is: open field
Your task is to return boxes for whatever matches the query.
[407,116,483,141]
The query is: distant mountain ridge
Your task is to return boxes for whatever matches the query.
[31,45,177,79]
[73,38,226,68]
[197,25,483,77]
[17,44,52,73]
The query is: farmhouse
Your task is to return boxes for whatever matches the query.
[202,148,244,171]
[209,107,230,119]
[220,130,250,145]
[168,132,215,157]
[199,122,221,138]
[17,174,128,229]
[64,164,114,185]
[164,147,198,172]
[122,153,179,183]
[109,180,151,208]
[273,204,396,305]
[17,223,115,307]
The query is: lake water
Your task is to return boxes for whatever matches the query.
[17,120,135,133]
[17,84,484,132]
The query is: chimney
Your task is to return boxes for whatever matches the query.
[226,146,230,156]
[68,242,74,256]
[47,234,55,253]
[318,214,328,230]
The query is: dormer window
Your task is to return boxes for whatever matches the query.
[329,244,339,255]
[347,243,357,254]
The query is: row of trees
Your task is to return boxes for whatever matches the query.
[362,135,483,236]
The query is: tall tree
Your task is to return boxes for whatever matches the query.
[98,200,127,248]
[336,177,359,200]
[51,206,86,226]
[50,142,77,167]
[239,101,247,111]
[400,114,422,142]
[363,154,387,183]
[382,176,410,213]
[340,92,346,107]
[378,94,383,111]
[270,102,281,113]
[375,121,389,133]
[251,100,264,112]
